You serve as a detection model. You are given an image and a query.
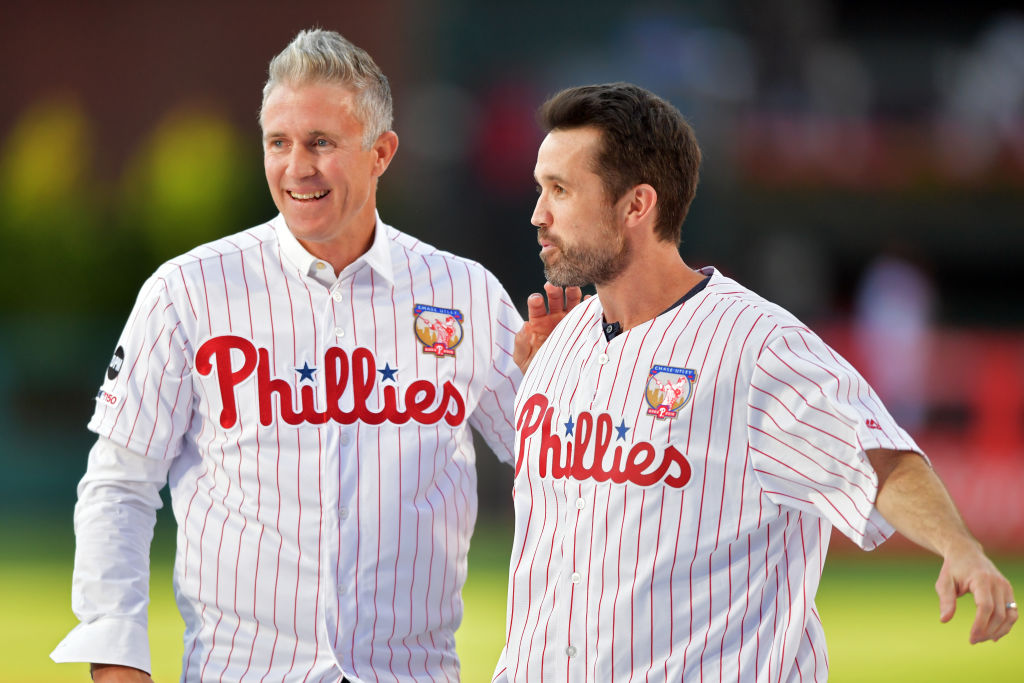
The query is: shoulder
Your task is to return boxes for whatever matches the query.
[715,276,851,378]
[384,223,505,290]
[701,268,810,337]
[152,221,278,287]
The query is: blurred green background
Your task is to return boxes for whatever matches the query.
[1,0,1022,681]
[7,519,1024,681]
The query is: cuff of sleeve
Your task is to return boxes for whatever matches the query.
[50,617,151,673]
[860,503,896,551]
[491,648,510,683]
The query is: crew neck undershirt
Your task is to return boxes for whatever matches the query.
[602,275,711,341]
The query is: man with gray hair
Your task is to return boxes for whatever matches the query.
[52,29,574,682]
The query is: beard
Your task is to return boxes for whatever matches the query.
[539,220,630,287]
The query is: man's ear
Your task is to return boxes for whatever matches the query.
[371,131,400,177]
[622,183,657,228]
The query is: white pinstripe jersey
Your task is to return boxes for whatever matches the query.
[69,214,523,682]
[494,267,920,683]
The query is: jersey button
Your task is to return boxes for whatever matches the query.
[571,572,582,584]
[566,645,578,658]
[340,433,351,446]
[331,290,344,302]
[315,262,327,271]
[598,353,609,364]
[575,497,586,509]
[334,327,345,338]
[339,507,349,521]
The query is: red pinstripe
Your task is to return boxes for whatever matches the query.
[345,273,361,670]
[592,485,613,680]
[758,350,860,445]
[684,299,737,681]
[108,297,160,440]
[242,238,276,678]
[139,321,182,456]
[565,483,583,682]
[626,488,645,682]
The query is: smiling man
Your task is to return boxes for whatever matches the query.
[51,29,573,682]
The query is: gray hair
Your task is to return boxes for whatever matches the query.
[261,28,393,148]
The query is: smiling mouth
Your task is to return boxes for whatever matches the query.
[288,189,330,201]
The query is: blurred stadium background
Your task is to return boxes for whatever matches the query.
[1,0,1021,680]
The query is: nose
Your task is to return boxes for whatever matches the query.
[285,145,318,179]
[531,195,550,229]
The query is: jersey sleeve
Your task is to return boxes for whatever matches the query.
[50,437,172,671]
[467,271,524,465]
[88,270,195,459]
[746,327,923,550]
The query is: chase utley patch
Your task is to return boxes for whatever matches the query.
[645,365,697,419]
[414,304,464,357]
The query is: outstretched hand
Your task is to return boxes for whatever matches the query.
[936,540,1017,643]
[513,282,584,374]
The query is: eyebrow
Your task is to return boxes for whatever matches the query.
[262,130,333,141]
[534,172,568,185]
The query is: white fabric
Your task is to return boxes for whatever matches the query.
[495,267,920,683]
[53,213,523,682]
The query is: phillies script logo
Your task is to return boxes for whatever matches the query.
[516,394,692,488]
[195,335,466,429]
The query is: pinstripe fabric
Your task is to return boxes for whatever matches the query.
[63,214,522,682]
[494,267,919,683]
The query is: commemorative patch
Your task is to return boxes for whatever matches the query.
[413,304,464,357]
[645,364,697,419]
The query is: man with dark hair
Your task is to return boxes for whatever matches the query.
[495,82,1016,682]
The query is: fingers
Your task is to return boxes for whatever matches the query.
[969,592,998,644]
[543,281,565,314]
[971,590,1018,643]
[512,324,533,374]
[525,293,548,323]
[935,547,1017,643]
[1000,602,1020,641]
[565,286,583,310]
[935,563,958,624]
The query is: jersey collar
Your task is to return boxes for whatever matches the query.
[273,211,396,288]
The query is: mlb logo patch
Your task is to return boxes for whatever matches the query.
[645,365,697,420]
[413,304,464,357]
[96,389,120,406]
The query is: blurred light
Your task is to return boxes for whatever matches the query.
[120,107,249,258]
[0,95,94,230]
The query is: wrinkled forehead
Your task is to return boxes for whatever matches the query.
[260,79,360,126]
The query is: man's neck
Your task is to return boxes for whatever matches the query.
[597,254,705,333]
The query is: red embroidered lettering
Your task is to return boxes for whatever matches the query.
[196,336,465,429]
[515,392,692,489]
[196,335,258,429]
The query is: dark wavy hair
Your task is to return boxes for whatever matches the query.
[538,83,701,244]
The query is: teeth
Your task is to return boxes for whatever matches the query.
[290,190,328,200]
